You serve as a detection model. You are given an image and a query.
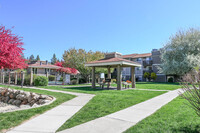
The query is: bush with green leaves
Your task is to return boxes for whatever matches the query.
[4,76,9,83]
[34,76,48,86]
[79,78,86,83]
[144,72,150,81]
[168,77,174,83]
[71,80,77,85]
[48,75,55,81]
[151,72,157,81]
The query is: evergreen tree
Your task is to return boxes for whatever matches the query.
[29,54,35,61]
[36,55,40,61]
[51,53,57,64]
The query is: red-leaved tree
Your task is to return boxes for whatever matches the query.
[55,61,79,74]
[0,26,27,69]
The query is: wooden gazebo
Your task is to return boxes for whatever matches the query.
[85,52,141,90]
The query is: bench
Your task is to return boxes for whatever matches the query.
[122,82,131,88]
[99,79,111,89]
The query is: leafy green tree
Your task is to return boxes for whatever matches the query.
[62,48,105,82]
[144,72,150,81]
[51,53,57,64]
[36,55,40,61]
[150,72,157,81]
[159,28,200,75]
[29,54,35,61]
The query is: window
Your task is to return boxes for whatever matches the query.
[45,68,49,74]
[32,68,37,74]
[137,58,142,61]
[136,67,142,71]
[146,57,152,60]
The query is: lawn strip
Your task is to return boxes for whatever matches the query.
[124,96,200,133]
[0,85,75,131]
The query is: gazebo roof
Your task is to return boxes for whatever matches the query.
[85,57,141,67]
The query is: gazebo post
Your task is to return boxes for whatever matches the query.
[15,72,18,85]
[30,67,33,86]
[117,65,122,90]
[92,66,96,88]
[107,66,111,88]
[131,66,136,88]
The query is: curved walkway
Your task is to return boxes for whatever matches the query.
[59,89,182,133]
[4,85,181,133]
[7,86,95,133]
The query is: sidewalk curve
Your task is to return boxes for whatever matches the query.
[6,86,95,133]
[59,89,181,133]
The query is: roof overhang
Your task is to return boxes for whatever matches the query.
[85,61,141,67]
[28,66,60,69]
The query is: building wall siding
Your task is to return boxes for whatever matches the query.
[121,49,167,82]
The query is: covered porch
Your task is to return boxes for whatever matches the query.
[85,52,141,90]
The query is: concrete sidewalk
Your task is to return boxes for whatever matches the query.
[7,86,95,133]
[59,89,181,133]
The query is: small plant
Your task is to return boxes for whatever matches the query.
[34,76,48,86]
[150,72,157,81]
[180,71,200,117]
[48,75,55,81]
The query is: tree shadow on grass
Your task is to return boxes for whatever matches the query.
[136,82,180,85]
[62,86,105,92]
[172,125,200,133]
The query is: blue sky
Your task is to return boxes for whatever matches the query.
[1,0,200,61]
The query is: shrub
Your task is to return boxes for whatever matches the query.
[4,76,9,83]
[111,79,116,83]
[79,78,86,83]
[33,74,38,80]
[22,74,31,85]
[48,75,55,81]
[150,72,157,81]
[71,77,77,80]
[144,72,150,79]
[17,78,22,85]
[34,76,48,86]
[180,71,200,117]
[71,79,77,85]
[168,77,174,83]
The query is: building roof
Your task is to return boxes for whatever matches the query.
[28,61,61,69]
[122,53,152,59]
[85,57,141,67]
[122,53,138,58]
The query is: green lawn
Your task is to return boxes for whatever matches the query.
[0,85,75,132]
[111,82,180,90]
[125,96,200,133]
[39,85,167,132]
